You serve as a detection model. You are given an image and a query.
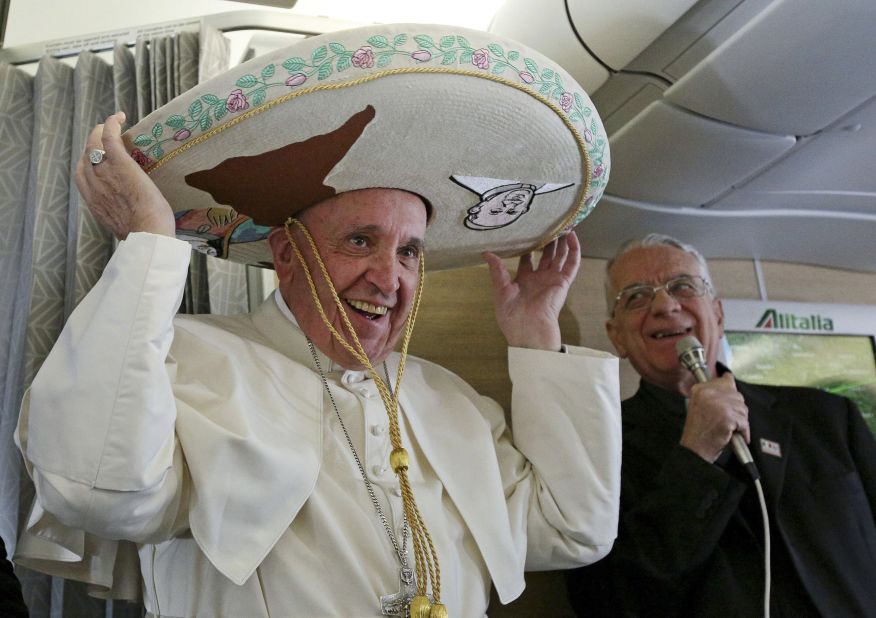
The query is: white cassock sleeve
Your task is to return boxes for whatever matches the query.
[15,232,193,595]
[502,345,621,569]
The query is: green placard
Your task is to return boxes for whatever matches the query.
[727,331,876,436]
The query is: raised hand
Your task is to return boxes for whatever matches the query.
[483,232,581,351]
[680,373,750,463]
[75,111,175,240]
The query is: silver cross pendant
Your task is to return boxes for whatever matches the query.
[380,567,417,617]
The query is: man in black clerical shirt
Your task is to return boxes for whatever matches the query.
[568,233,876,617]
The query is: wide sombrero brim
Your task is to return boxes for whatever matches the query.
[122,23,610,270]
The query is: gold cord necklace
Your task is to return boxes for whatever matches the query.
[306,340,416,615]
[285,218,446,618]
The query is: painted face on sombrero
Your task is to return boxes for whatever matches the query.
[466,187,534,230]
[270,188,427,369]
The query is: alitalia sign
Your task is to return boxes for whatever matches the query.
[723,300,874,337]
[755,309,834,331]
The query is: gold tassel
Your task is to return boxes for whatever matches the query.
[429,602,448,618]
[410,595,432,617]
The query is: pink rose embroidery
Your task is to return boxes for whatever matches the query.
[559,92,573,112]
[411,49,432,62]
[173,128,191,141]
[519,71,535,84]
[285,73,307,87]
[472,48,490,70]
[130,148,153,168]
[351,46,375,68]
[226,89,250,113]
[593,163,605,179]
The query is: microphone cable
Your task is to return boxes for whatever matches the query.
[753,477,771,618]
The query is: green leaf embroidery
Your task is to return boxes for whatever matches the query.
[283,57,305,71]
[165,115,186,129]
[188,100,203,118]
[237,75,258,89]
[147,31,593,163]
[441,51,457,65]
[311,46,328,64]
[367,35,390,48]
[414,34,436,49]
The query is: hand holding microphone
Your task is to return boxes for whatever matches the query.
[676,336,759,479]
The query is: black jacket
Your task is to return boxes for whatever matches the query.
[568,378,876,617]
[1,535,28,617]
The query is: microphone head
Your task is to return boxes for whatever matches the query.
[676,335,710,381]
[675,335,704,357]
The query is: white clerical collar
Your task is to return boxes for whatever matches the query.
[273,288,299,327]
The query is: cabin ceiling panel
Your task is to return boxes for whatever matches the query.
[607,100,795,205]
[710,96,876,214]
[576,195,876,272]
[664,0,876,135]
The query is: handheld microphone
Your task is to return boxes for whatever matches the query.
[676,336,759,479]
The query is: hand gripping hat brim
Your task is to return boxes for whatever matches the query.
[122,23,610,270]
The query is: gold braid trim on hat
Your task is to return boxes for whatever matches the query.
[283,218,446,615]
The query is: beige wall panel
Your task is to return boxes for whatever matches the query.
[708,259,762,299]
[761,262,876,305]
[408,263,512,410]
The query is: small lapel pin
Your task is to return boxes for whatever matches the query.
[760,438,782,458]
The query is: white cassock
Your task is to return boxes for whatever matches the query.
[15,232,621,618]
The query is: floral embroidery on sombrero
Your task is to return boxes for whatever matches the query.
[129,31,609,210]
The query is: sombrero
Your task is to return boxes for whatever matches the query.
[122,23,610,270]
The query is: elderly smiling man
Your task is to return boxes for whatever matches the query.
[568,233,876,617]
[14,24,620,618]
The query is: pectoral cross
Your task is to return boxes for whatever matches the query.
[380,567,420,617]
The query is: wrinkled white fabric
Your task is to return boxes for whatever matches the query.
[16,232,621,617]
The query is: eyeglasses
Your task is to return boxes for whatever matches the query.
[612,275,713,315]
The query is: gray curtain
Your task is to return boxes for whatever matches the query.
[0,25,262,616]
